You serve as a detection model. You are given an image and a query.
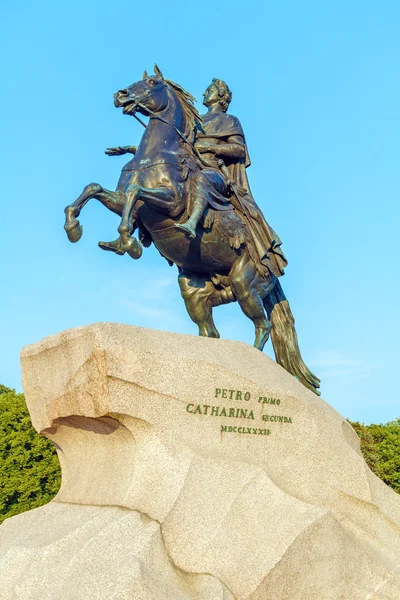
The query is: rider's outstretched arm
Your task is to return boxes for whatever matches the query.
[105,146,137,156]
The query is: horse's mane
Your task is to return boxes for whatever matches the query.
[165,79,203,145]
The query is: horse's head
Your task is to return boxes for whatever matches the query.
[114,64,170,117]
[114,66,202,145]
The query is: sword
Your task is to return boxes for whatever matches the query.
[216,159,248,216]
[216,158,271,269]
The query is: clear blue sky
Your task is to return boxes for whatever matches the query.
[1,0,399,424]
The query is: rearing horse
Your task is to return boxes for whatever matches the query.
[64,67,320,395]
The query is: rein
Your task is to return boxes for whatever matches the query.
[123,158,183,172]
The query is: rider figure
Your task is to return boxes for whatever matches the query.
[174,79,246,239]
[176,78,287,279]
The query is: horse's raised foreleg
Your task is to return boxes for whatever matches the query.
[230,251,277,351]
[117,184,143,259]
[117,182,181,259]
[64,184,124,243]
[178,271,220,338]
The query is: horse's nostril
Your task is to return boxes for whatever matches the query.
[117,89,128,96]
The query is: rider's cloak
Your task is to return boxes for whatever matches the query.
[197,113,288,278]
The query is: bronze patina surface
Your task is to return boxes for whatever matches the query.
[64,66,320,395]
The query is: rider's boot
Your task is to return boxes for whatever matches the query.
[174,220,197,239]
[174,200,206,240]
[98,236,126,255]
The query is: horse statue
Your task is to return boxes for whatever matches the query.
[64,66,320,395]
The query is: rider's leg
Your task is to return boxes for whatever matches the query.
[229,251,276,351]
[175,196,208,239]
[175,169,226,239]
[178,271,220,338]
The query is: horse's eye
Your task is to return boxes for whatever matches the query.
[148,79,156,86]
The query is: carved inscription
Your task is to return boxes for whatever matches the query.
[185,388,294,438]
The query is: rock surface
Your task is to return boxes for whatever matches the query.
[1,322,400,599]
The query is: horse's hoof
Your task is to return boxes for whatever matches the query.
[64,219,83,243]
[98,239,126,256]
[124,237,143,260]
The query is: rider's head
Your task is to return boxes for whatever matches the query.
[203,79,232,112]
[213,79,232,111]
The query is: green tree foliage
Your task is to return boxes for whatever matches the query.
[350,421,381,473]
[0,385,61,524]
[349,418,400,494]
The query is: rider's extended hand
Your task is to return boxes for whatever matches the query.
[105,147,128,156]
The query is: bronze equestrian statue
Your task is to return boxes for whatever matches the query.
[64,66,320,395]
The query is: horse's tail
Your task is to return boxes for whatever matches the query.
[263,280,321,395]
